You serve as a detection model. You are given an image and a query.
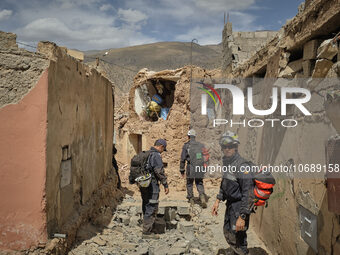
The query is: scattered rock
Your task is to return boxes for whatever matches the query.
[158,206,165,215]
[119,215,131,225]
[303,39,321,60]
[153,217,166,234]
[177,205,191,216]
[312,59,334,78]
[317,39,338,60]
[167,246,188,254]
[179,221,194,233]
[164,207,177,221]
[92,236,106,246]
[137,246,149,255]
[279,59,303,78]
[191,248,204,255]
[129,215,141,227]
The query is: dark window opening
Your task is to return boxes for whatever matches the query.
[129,134,142,157]
[134,78,177,122]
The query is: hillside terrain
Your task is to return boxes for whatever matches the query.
[84,41,222,93]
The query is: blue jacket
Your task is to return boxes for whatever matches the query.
[148,147,168,188]
[216,153,254,215]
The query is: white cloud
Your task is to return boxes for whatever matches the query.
[195,0,255,12]
[117,9,148,24]
[175,10,264,45]
[0,9,12,21]
[99,4,114,12]
[16,15,155,50]
[175,26,222,45]
[229,11,264,31]
[125,0,255,24]
[6,0,262,50]
[56,0,101,9]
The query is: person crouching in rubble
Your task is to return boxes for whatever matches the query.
[141,139,169,239]
[211,131,254,255]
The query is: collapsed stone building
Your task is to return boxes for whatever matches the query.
[0,32,118,252]
[1,0,340,253]
[115,67,222,188]
[115,0,340,254]
[222,20,277,71]
[218,0,340,254]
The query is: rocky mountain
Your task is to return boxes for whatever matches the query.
[84,41,222,93]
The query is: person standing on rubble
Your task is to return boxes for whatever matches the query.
[141,139,169,239]
[211,131,254,255]
[180,129,209,208]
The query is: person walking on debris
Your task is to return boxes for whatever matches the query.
[140,139,169,239]
[112,145,121,189]
[211,131,254,255]
[180,129,209,208]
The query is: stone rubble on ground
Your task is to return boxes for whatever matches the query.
[68,192,271,255]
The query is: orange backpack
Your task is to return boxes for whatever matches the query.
[253,168,276,207]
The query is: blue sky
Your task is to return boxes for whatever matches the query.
[0,0,304,51]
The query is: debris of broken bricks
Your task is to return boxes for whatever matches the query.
[115,199,192,232]
[317,39,339,60]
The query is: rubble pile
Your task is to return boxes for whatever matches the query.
[114,66,222,187]
[69,191,270,255]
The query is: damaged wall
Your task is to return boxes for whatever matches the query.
[115,66,222,188]
[0,36,49,249]
[222,21,277,71]
[44,43,114,235]
[0,33,115,251]
[221,0,340,254]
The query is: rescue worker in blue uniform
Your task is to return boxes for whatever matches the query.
[141,139,169,239]
[180,129,209,208]
[211,131,254,255]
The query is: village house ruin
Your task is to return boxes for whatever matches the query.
[221,0,340,254]
[0,0,340,254]
[115,0,340,254]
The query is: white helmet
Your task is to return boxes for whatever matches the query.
[188,129,196,137]
[219,131,240,147]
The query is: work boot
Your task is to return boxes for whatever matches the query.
[200,194,207,208]
[142,232,160,239]
[188,198,195,206]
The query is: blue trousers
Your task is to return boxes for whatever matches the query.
[140,179,159,233]
[223,201,250,255]
[186,178,205,199]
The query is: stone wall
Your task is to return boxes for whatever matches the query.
[222,23,277,70]
[40,43,114,235]
[0,33,116,251]
[0,33,49,107]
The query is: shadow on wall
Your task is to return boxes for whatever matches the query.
[71,186,134,250]
[306,192,340,255]
[258,120,287,165]
[306,137,340,254]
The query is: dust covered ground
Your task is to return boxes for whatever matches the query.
[68,177,271,255]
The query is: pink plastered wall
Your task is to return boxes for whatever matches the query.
[0,70,48,250]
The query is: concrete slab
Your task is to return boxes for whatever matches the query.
[303,40,321,60]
